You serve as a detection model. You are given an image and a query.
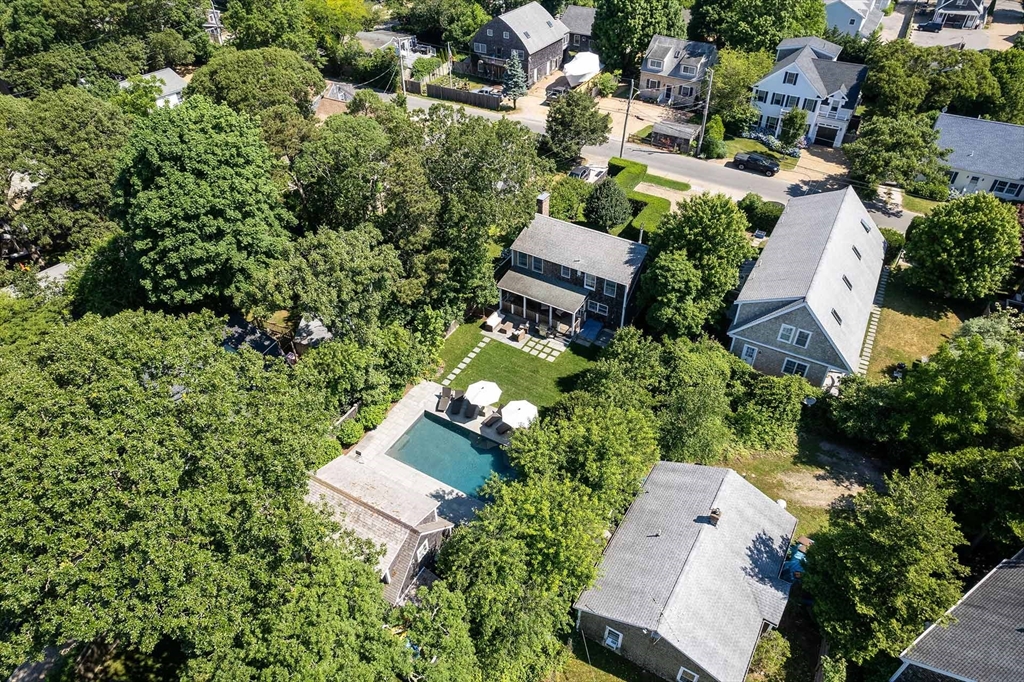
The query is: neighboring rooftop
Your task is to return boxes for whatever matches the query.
[560,5,596,36]
[776,36,842,60]
[895,549,1024,682]
[642,34,718,78]
[732,187,886,371]
[767,46,867,108]
[575,462,797,682]
[511,214,649,285]
[934,113,1024,180]
[121,68,187,98]
[498,1,568,54]
[317,454,439,526]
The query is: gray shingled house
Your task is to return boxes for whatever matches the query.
[727,187,886,388]
[639,35,717,106]
[575,462,797,682]
[560,5,596,52]
[471,2,568,84]
[498,195,648,333]
[933,113,1024,201]
[889,548,1024,682]
[308,456,453,605]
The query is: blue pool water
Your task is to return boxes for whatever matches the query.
[386,413,517,496]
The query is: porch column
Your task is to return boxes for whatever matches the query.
[548,306,552,327]
[522,294,526,319]
[499,290,504,313]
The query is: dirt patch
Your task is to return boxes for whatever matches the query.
[633,181,691,208]
[777,440,885,508]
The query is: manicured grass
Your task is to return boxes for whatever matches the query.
[557,632,663,682]
[901,194,943,215]
[633,124,653,139]
[438,321,599,408]
[642,174,692,192]
[722,136,799,172]
[865,273,978,380]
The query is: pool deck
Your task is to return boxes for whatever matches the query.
[319,380,513,525]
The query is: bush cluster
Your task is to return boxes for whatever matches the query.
[411,56,443,80]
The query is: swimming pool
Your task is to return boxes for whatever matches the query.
[385,413,517,496]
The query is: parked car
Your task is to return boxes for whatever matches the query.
[568,165,608,184]
[472,87,501,97]
[917,20,943,31]
[733,152,780,177]
[546,86,568,102]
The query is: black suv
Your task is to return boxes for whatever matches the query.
[733,152,781,177]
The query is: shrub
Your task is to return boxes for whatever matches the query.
[357,403,389,430]
[549,176,593,222]
[585,180,633,231]
[702,137,727,159]
[608,157,647,191]
[411,56,443,80]
[594,70,620,97]
[705,114,725,142]
[337,418,365,446]
[879,227,905,265]
[778,107,809,147]
[730,372,807,451]
[748,630,791,682]
[737,193,784,235]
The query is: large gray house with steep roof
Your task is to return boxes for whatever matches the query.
[498,196,647,333]
[934,113,1024,201]
[471,1,568,84]
[560,5,596,52]
[889,548,1024,682]
[575,461,797,682]
[639,35,717,106]
[751,37,868,147]
[727,187,886,388]
[308,456,453,605]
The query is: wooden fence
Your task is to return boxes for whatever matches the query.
[404,81,502,110]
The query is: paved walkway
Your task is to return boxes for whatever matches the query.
[857,267,891,375]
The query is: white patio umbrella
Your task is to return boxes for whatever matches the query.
[501,400,538,429]
[465,380,502,406]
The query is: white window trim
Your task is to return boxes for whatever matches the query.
[794,329,812,349]
[583,273,596,290]
[603,280,617,297]
[778,324,795,343]
[603,626,622,650]
[503,31,509,38]
[486,28,493,36]
[783,72,798,85]
[677,667,699,682]
[516,251,528,267]
[680,65,697,76]
[588,300,609,315]
[511,49,523,59]
[561,264,571,278]
[532,256,544,273]
[573,33,580,45]
[741,344,758,365]
[782,358,810,377]
[648,59,663,70]
[416,540,428,562]
[474,42,487,54]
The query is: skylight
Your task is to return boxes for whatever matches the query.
[860,218,872,233]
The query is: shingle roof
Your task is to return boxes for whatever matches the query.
[122,68,187,98]
[498,1,568,54]
[575,462,797,682]
[899,549,1024,682]
[641,35,718,79]
[316,455,439,526]
[653,120,700,139]
[498,268,589,312]
[766,46,867,108]
[730,187,886,372]
[776,36,842,59]
[934,113,1024,181]
[560,5,596,36]
[511,214,649,285]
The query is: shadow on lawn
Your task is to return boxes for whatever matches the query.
[792,433,886,494]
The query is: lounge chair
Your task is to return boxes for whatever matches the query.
[498,321,513,335]
[453,389,465,400]
[451,397,465,414]
[465,403,479,419]
[442,386,452,398]
[436,395,450,412]
[496,422,513,435]
[482,414,501,427]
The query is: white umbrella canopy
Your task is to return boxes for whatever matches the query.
[501,400,538,429]
[465,380,502,406]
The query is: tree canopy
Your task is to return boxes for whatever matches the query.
[688,0,826,51]
[592,0,687,72]
[843,113,950,197]
[709,49,774,133]
[545,89,612,164]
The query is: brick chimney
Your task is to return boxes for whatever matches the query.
[709,508,722,527]
[536,191,550,216]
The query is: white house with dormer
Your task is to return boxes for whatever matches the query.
[750,37,868,148]
[825,0,887,38]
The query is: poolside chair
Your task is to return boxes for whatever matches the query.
[482,414,501,428]
[465,403,478,419]
[436,394,450,412]
[453,389,465,400]
[496,422,513,435]
[451,397,465,414]
[442,386,452,398]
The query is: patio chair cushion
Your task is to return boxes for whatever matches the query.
[482,414,501,427]
[436,395,450,412]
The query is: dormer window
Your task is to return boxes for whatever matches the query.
[680,65,696,76]
[546,20,553,26]
[648,59,664,70]
[783,72,798,85]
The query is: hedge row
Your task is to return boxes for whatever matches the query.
[608,157,671,236]
[609,157,647,191]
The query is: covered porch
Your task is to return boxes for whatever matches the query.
[497,270,588,339]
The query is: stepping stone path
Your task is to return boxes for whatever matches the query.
[521,337,565,362]
[857,266,890,375]
[442,337,491,386]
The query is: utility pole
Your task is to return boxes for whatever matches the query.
[396,40,407,96]
[619,79,634,158]
[696,68,714,156]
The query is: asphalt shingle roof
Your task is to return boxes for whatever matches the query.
[121,68,187,98]
[498,1,568,54]
[497,269,589,312]
[934,113,1024,181]
[776,36,842,59]
[511,214,648,285]
[560,5,596,36]
[899,549,1024,682]
[575,462,797,682]
[731,187,886,372]
[766,46,867,108]
[641,35,718,79]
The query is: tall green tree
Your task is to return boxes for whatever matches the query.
[303,0,369,52]
[592,0,687,72]
[398,582,483,682]
[583,179,632,230]
[224,0,318,59]
[113,97,291,309]
[989,47,1024,125]
[806,471,967,664]
[545,89,612,163]
[843,113,950,197]
[904,192,1021,300]
[688,0,825,51]
[502,53,529,108]
[709,48,774,132]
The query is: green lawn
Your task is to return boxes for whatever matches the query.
[438,320,599,408]
[865,272,977,380]
[722,136,799,171]
[642,174,692,192]
[557,632,663,682]
[633,124,653,140]
[901,194,943,215]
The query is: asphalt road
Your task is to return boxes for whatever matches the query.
[400,93,915,230]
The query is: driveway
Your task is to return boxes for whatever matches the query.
[909,0,1023,50]
[880,0,915,40]
[988,0,1024,48]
